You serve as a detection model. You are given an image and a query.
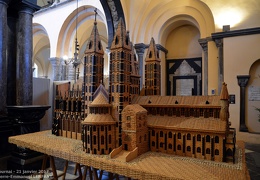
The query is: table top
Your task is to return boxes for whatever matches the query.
[9,130,249,180]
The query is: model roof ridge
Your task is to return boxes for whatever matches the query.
[110,17,131,50]
[145,37,161,62]
[84,20,104,55]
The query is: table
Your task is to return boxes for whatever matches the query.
[9,130,250,180]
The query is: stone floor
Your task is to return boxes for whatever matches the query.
[1,142,259,179]
[245,142,260,180]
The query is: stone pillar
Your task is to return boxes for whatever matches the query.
[50,57,64,81]
[215,39,223,95]
[16,3,39,105]
[0,0,8,115]
[134,43,147,89]
[7,11,18,106]
[199,38,209,95]
[237,75,250,132]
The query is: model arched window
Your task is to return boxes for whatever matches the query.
[93,136,96,145]
[152,130,155,136]
[197,147,201,153]
[168,144,172,149]
[215,136,219,143]
[226,148,233,156]
[187,133,191,140]
[206,135,211,142]
[160,142,163,148]
[178,133,181,139]
[98,41,101,50]
[152,141,155,147]
[109,135,111,144]
[101,136,104,145]
[187,146,191,152]
[149,51,152,58]
[168,132,172,138]
[160,131,163,137]
[197,134,201,141]
[115,36,119,45]
[206,148,210,154]
[215,149,219,155]
[177,145,181,150]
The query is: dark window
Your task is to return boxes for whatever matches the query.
[168,132,172,138]
[168,144,172,149]
[197,134,201,141]
[206,148,210,154]
[178,133,181,139]
[187,133,191,140]
[177,145,181,150]
[101,136,104,144]
[206,135,210,142]
[187,146,191,152]
[215,149,219,155]
[160,131,163,137]
[152,141,155,147]
[160,142,163,148]
[215,136,219,143]
[152,130,155,136]
[197,147,201,153]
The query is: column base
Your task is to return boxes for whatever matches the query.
[239,124,248,132]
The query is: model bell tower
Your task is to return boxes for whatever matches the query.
[109,18,132,146]
[83,9,104,117]
[145,37,161,95]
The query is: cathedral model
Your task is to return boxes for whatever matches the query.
[53,18,236,163]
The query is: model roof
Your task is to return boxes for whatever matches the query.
[132,95,221,107]
[122,104,147,113]
[147,115,227,133]
[82,114,116,125]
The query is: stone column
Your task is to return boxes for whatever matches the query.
[50,57,64,81]
[7,11,18,106]
[16,3,39,105]
[237,75,250,132]
[199,38,209,95]
[134,43,147,89]
[215,39,223,95]
[0,0,8,115]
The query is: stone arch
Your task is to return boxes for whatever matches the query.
[33,23,51,78]
[246,59,260,133]
[56,5,108,79]
[56,5,107,58]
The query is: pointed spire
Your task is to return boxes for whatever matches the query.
[145,37,160,62]
[111,18,131,50]
[220,82,229,100]
[84,9,104,55]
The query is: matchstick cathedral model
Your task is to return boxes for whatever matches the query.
[53,17,236,163]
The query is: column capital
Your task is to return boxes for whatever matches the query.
[8,0,40,15]
[156,44,168,54]
[0,0,9,6]
[237,75,250,87]
[198,37,212,52]
[214,38,223,48]
[134,43,147,54]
